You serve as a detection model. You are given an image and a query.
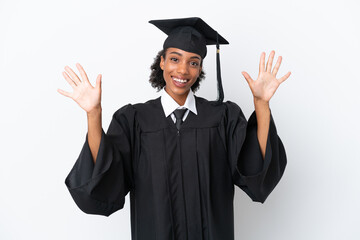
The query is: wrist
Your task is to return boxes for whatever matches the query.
[87,105,102,118]
[253,97,269,107]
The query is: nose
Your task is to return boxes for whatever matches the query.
[177,61,189,75]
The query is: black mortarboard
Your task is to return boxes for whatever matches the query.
[149,17,229,103]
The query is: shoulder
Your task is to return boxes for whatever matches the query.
[133,97,162,115]
[192,96,245,127]
[223,100,243,115]
[195,96,242,115]
[112,97,166,130]
[113,97,161,116]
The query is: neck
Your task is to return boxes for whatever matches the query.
[165,88,189,106]
[174,96,187,106]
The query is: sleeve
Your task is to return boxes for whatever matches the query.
[224,101,287,203]
[64,104,137,216]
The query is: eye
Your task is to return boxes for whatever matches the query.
[190,61,199,67]
[170,57,178,62]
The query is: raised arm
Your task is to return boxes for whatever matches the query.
[58,63,102,163]
[242,51,291,159]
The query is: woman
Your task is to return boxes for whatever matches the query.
[58,17,290,240]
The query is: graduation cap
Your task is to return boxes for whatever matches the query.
[149,17,229,103]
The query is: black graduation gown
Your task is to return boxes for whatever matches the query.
[65,96,286,240]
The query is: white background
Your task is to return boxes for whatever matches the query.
[1,0,359,239]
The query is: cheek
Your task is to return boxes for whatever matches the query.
[163,64,178,79]
[162,64,170,76]
[192,68,201,79]
[162,66,172,83]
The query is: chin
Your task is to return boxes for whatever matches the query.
[172,87,190,95]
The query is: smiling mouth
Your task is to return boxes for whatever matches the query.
[172,77,188,83]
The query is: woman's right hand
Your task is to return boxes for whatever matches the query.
[58,63,102,114]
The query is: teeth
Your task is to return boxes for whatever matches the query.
[173,77,188,83]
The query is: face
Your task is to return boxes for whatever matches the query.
[160,47,202,104]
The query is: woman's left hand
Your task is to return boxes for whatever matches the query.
[242,51,291,103]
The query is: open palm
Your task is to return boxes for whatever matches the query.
[58,63,102,113]
[242,51,291,102]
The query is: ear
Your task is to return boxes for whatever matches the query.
[160,56,164,70]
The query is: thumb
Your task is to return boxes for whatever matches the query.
[95,74,102,89]
[241,71,253,86]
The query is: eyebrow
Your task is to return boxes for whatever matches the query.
[169,51,201,60]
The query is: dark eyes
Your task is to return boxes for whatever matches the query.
[170,57,199,67]
[170,57,179,62]
[190,61,199,67]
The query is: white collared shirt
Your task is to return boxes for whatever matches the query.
[160,88,198,123]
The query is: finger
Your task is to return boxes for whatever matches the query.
[266,50,275,73]
[259,52,265,72]
[76,63,90,85]
[278,71,291,84]
[95,74,102,89]
[57,88,72,98]
[64,65,81,85]
[272,56,282,76]
[62,71,77,88]
[242,71,254,85]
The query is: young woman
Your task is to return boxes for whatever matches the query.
[58,17,290,240]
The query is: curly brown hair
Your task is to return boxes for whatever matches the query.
[149,49,205,92]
